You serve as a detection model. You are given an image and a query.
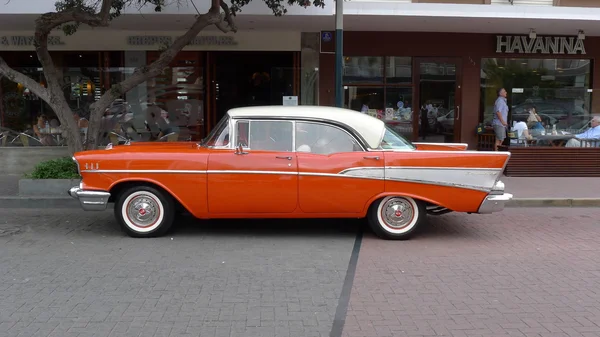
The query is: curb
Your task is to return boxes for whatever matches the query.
[506,198,600,208]
[0,197,598,209]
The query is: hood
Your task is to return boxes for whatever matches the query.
[74,141,204,158]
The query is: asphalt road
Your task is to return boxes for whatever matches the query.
[0,208,599,337]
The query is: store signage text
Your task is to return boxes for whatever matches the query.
[0,35,65,47]
[496,35,586,55]
[126,35,238,46]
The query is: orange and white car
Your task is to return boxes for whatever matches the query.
[68,106,512,240]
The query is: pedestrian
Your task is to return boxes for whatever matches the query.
[492,87,509,151]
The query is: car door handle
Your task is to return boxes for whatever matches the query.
[276,156,292,160]
[363,156,380,160]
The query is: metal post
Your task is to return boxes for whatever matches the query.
[334,0,344,108]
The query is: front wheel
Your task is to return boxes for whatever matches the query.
[367,196,426,240]
[114,185,175,238]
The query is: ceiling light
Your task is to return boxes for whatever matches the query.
[529,29,536,39]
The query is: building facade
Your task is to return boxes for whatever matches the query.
[2,0,600,176]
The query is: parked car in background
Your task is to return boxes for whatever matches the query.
[68,106,512,240]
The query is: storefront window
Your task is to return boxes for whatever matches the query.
[385,57,412,84]
[343,56,414,139]
[343,56,384,84]
[1,52,205,148]
[480,58,594,148]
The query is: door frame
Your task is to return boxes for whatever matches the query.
[412,57,463,143]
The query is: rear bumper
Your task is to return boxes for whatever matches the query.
[477,179,512,214]
[68,186,111,211]
[477,193,513,214]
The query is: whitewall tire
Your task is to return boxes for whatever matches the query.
[114,185,175,238]
[367,196,426,240]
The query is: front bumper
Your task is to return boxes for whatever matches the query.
[68,186,111,211]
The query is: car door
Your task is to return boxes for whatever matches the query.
[295,121,385,214]
[207,119,298,214]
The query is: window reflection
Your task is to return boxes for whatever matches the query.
[385,57,412,84]
[343,56,384,84]
[480,58,593,148]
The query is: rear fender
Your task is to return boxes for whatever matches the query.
[381,150,510,212]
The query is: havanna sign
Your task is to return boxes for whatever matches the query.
[496,35,586,55]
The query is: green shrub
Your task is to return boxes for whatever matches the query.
[26,157,80,179]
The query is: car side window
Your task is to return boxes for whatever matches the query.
[237,120,293,152]
[295,122,362,155]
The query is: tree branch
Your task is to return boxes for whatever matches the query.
[36,0,113,33]
[215,1,238,33]
[0,57,51,103]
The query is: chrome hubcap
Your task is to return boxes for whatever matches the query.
[382,198,414,229]
[127,195,159,227]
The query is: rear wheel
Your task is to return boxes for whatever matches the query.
[367,196,426,240]
[114,185,175,238]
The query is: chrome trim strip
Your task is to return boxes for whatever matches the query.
[208,170,297,175]
[384,177,489,192]
[412,142,469,148]
[81,166,503,175]
[383,166,503,172]
[72,156,81,175]
[81,169,202,174]
[385,167,500,191]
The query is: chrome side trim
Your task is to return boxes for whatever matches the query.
[338,166,385,179]
[81,166,503,175]
[80,169,203,174]
[68,186,111,211]
[72,156,81,175]
[385,167,500,191]
[477,193,513,214]
[208,170,297,175]
[77,166,505,192]
[413,142,469,149]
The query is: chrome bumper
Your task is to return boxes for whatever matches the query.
[477,193,513,214]
[477,180,512,214]
[68,186,111,211]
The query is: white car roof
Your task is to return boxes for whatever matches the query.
[226,106,386,149]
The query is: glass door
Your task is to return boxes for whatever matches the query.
[414,58,462,143]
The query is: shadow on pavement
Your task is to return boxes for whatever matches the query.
[169,215,365,238]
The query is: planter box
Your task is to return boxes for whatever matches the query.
[19,179,81,196]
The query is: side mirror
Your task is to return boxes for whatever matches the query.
[235,143,248,155]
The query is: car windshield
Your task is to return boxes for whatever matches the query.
[379,125,415,150]
[201,115,230,147]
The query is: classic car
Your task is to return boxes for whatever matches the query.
[68,106,512,240]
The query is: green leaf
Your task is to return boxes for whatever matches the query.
[26,157,81,179]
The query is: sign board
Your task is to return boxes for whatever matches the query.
[127,35,237,46]
[496,35,586,55]
[0,36,65,46]
[282,96,298,106]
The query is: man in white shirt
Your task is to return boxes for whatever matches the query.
[565,116,600,147]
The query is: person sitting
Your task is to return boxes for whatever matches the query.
[32,114,54,146]
[510,116,532,146]
[565,116,600,147]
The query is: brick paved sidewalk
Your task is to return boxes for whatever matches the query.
[343,208,600,337]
